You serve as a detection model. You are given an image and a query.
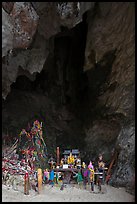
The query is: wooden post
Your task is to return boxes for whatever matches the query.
[24,172,29,195]
[107,151,117,176]
[106,150,118,183]
[38,168,42,194]
[57,147,60,166]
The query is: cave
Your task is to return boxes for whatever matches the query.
[2,13,89,156]
[2,2,135,194]
[2,12,117,160]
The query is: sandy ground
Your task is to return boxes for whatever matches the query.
[2,183,135,202]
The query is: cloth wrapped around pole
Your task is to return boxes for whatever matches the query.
[38,168,42,194]
[24,172,29,195]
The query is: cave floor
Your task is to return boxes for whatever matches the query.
[2,183,134,202]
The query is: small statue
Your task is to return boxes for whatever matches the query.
[67,152,75,166]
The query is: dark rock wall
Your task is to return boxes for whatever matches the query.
[111,123,135,194]
[2,2,135,192]
[83,2,135,190]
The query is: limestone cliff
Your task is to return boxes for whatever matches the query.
[2,2,135,193]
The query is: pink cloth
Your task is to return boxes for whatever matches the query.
[44,171,49,179]
[88,161,94,169]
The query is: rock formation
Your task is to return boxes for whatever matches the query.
[2,2,135,193]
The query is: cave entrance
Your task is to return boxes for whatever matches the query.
[2,13,89,159]
[53,14,88,154]
[2,10,116,163]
